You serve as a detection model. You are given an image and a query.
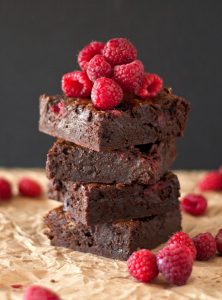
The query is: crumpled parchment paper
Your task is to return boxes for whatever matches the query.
[0,169,222,300]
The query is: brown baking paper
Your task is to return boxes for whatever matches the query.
[0,169,222,300]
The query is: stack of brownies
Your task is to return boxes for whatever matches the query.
[39,87,190,260]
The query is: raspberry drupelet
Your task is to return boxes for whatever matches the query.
[103,37,137,66]
[193,232,216,261]
[180,194,207,216]
[78,41,105,71]
[86,54,112,82]
[113,60,144,94]
[157,244,193,286]
[138,73,163,99]
[167,231,197,260]
[127,249,159,283]
[91,77,123,110]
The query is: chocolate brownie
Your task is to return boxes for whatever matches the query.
[39,88,190,151]
[48,172,180,225]
[44,206,181,260]
[46,139,176,185]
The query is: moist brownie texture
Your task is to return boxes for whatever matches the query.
[48,172,180,225]
[46,139,176,185]
[44,206,181,260]
[39,88,190,151]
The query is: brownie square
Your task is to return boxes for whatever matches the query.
[48,172,180,225]
[39,88,190,151]
[46,139,176,185]
[44,206,181,260]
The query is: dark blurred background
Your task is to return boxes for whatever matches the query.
[0,0,222,169]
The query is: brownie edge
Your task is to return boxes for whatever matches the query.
[44,206,181,260]
[48,172,180,225]
[39,88,190,151]
[46,139,176,185]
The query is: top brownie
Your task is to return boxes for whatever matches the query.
[39,88,190,151]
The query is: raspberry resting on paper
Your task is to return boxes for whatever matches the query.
[215,228,222,255]
[167,231,197,260]
[86,54,112,82]
[103,37,137,66]
[0,178,12,201]
[193,232,216,261]
[113,60,144,94]
[61,71,92,98]
[23,285,60,300]
[127,249,159,282]
[198,171,222,191]
[19,177,42,198]
[78,41,105,71]
[157,244,193,286]
[180,194,207,216]
[91,77,123,110]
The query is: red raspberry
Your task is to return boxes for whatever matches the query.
[138,73,163,99]
[0,178,12,201]
[127,249,159,283]
[19,178,42,198]
[86,55,112,82]
[157,244,193,286]
[50,102,64,115]
[91,77,123,110]
[23,285,60,300]
[193,232,216,261]
[103,38,137,66]
[180,194,207,216]
[113,60,144,94]
[61,71,92,98]
[78,41,104,71]
[215,228,222,255]
[167,231,197,260]
[198,171,222,191]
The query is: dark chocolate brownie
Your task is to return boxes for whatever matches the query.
[46,139,176,185]
[39,88,190,151]
[48,172,180,225]
[44,206,181,260]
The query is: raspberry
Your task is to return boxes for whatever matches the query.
[19,178,42,198]
[113,60,144,94]
[198,171,222,191]
[11,284,23,288]
[61,71,92,98]
[50,102,64,115]
[180,194,207,216]
[103,38,137,66]
[127,249,159,283]
[157,244,193,286]
[215,228,222,255]
[167,231,197,260]
[86,55,112,82]
[23,285,60,300]
[91,77,123,110]
[138,73,163,99]
[193,232,216,261]
[0,178,12,201]
[78,41,104,71]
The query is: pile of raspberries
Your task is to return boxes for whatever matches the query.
[128,230,222,286]
[61,38,163,110]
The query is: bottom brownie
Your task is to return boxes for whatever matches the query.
[44,206,181,260]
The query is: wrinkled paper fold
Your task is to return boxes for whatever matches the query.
[0,169,222,300]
